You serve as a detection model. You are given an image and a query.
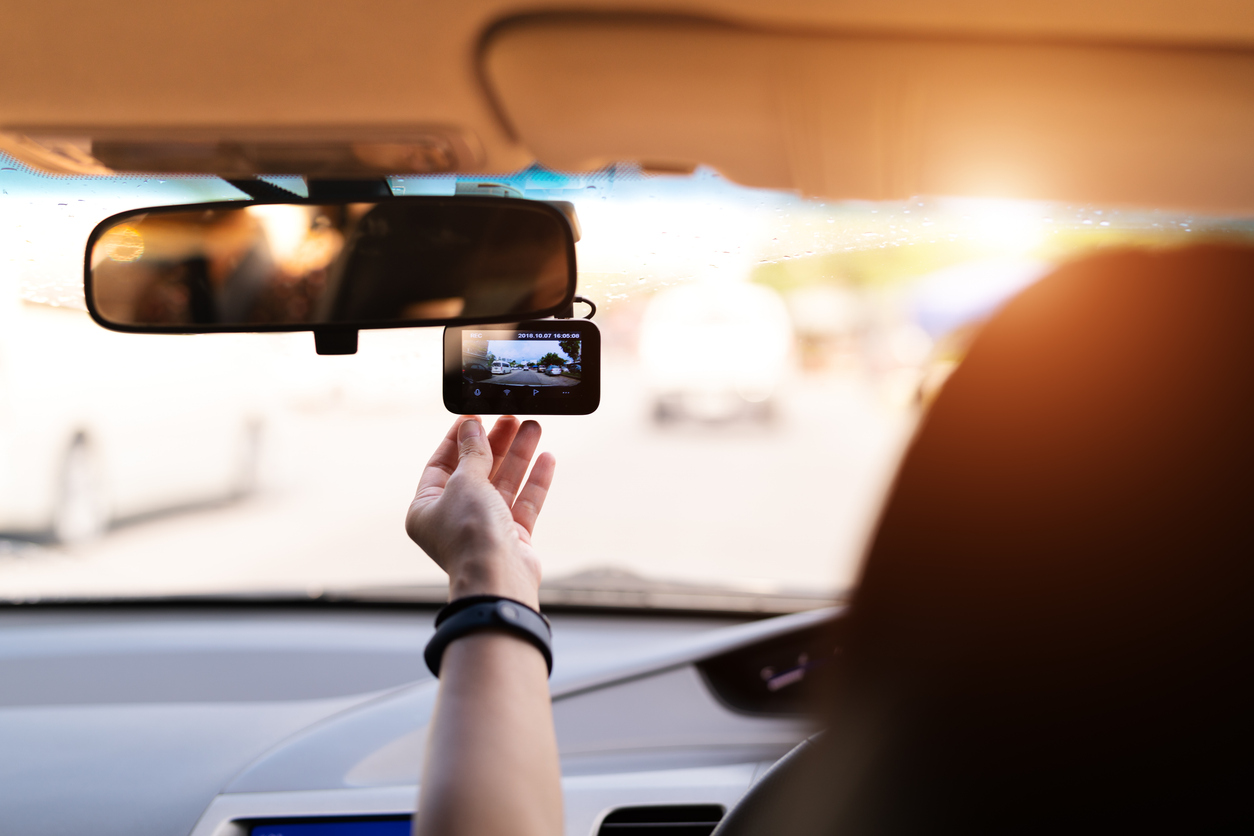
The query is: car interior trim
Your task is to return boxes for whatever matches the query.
[480,12,1254,211]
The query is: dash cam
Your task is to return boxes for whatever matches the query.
[444,320,600,415]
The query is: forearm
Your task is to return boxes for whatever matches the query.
[409,416,562,835]
[416,631,563,836]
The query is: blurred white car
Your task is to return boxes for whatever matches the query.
[639,280,793,422]
[548,365,561,375]
[0,276,266,544]
[491,361,508,374]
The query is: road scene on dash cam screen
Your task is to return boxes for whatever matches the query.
[463,336,582,387]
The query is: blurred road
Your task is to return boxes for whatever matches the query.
[491,369,579,386]
[0,344,912,601]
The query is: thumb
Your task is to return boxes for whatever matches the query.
[455,418,492,478]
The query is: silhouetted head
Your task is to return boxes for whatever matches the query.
[833,244,1254,831]
[708,246,1254,836]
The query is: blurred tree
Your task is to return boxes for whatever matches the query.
[559,339,581,362]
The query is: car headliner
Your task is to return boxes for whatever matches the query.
[1,1,1252,212]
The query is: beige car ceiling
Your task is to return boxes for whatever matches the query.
[2,1,1253,211]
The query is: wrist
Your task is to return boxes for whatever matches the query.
[448,558,540,609]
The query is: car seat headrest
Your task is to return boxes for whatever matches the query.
[831,244,1254,830]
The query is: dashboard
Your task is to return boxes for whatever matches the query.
[0,603,840,836]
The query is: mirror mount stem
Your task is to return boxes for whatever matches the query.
[314,328,359,355]
[224,177,307,201]
[224,177,395,202]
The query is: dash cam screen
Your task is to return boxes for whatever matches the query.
[444,320,599,415]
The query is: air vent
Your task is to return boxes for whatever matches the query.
[597,805,725,836]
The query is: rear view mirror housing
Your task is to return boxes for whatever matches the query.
[83,195,578,353]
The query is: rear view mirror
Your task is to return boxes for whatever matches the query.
[84,196,577,350]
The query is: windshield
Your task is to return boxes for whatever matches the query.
[2,161,1250,608]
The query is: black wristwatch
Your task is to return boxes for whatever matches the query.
[424,595,553,677]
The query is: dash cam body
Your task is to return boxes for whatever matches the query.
[444,320,600,415]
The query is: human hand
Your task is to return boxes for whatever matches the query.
[406,416,555,608]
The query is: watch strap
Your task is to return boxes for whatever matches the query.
[425,597,553,677]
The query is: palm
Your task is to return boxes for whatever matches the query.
[407,417,554,591]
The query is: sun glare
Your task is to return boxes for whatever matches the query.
[951,198,1048,254]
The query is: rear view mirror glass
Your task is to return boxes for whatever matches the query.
[85,197,576,332]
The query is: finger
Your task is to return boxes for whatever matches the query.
[511,451,556,535]
[486,415,521,480]
[414,416,476,499]
[454,416,493,479]
[493,420,542,506]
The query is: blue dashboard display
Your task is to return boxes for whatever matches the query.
[251,819,411,836]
